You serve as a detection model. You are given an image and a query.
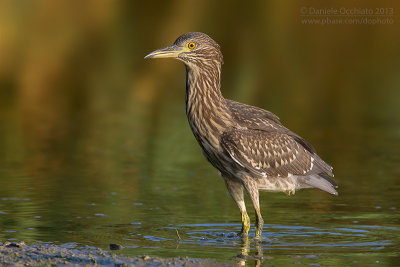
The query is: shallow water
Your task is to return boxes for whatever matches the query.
[1,91,399,265]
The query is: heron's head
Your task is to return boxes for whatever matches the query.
[144,32,223,67]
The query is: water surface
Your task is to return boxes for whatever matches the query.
[1,95,399,265]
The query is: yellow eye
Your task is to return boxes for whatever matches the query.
[187,42,196,50]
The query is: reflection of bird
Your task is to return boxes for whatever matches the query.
[145,32,338,239]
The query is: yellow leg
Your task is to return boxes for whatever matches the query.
[241,212,251,237]
[255,210,264,239]
[224,179,250,237]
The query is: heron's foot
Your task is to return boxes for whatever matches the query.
[237,231,249,240]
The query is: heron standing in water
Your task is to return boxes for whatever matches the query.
[145,32,337,239]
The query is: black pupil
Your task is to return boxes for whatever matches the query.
[190,43,194,48]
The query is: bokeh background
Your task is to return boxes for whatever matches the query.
[0,0,399,265]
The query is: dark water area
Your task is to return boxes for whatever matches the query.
[1,1,400,266]
[1,94,399,265]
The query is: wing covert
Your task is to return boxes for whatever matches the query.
[221,129,316,178]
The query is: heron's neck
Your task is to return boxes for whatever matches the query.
[185,63,232,146]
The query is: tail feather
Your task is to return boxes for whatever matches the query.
[301,174,338,196]
[318,172,338,188]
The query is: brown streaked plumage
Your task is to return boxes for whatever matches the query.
[145,32,338,239]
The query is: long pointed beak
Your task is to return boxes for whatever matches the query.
[144,44,183,59]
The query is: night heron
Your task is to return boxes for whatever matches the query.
[145,32,337,239]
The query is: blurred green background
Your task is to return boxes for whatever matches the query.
[0,0,399,265]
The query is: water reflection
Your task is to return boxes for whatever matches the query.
[238,237,263,267]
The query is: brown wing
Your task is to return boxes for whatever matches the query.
[221,128,324,178]
[226,99,333,175]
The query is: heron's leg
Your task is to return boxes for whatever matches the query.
[243,181,264,240]
[224,178,250,237]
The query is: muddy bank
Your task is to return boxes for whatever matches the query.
[0,241,234,266]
